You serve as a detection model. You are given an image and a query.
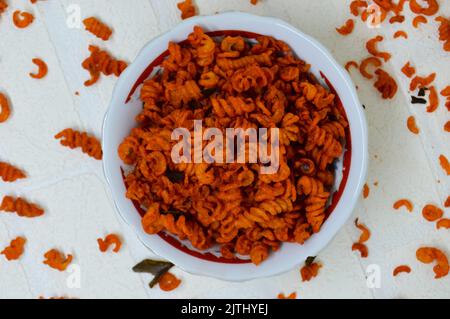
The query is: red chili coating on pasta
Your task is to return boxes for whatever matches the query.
[83,17,112,41]
[30,58,48,79]
[437,219,450,230]
[1,237,26,261]
[43,249,73,272]
[0,162,26,182]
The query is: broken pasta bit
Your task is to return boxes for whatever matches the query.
[416,247,449,279]
[97,234,122,253]
[43,249,73,272]
[1,237,26,261]
[0,196,44,218]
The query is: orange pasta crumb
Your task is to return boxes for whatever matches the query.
[363,183,370,199]
[412,15,427,28]
[55,128,103,160]
[437,219,450,230]
[12,10,34,28]
[439,155,450,175]
[158,272,181,291]
[389,15,405,24]
[250,0,258,5]
[441,86,450,111]
[416,247,449,279]
[374,69,398,99]
[300,262,321,282]
[278,292,297,299]
[0,92,11,123]
[177,0,196,20]
[393,30,408,39]
[350,0,368,16]
[401,62,415,78]
[83,17,112,41]
[336,19,355,35]
[393,199,413,212]
[359,57,382,79]
[410,73,436,91]
[445,196,450,208]
[355,218,371,243]
[97,234,122,253]
[409,0,439,16]
[0,196,44,218]
[0,162,26,182]
[426,86,438,113]
[345,61,359,72]
[393,265,411,276]
[366,35,391,62]
[406,116,420,134]
[435,16,450,52]
[352,243,368,258]
[43,249,73,272]
[29,58,48,79]
[0,0,8,16]
[1,237,26,261]
[422,204,444,222]
[444,121,450,132]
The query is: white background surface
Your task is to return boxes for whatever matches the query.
[0,0,449,299]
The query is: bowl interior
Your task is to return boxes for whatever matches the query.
[102,12,367,281]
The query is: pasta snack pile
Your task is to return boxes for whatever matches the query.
[119,26,348,265]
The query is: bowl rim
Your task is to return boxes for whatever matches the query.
[102,11,368,282]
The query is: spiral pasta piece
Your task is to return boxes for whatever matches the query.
[83,17,112,41]
[177,0,196,20]
[97,234,122,253]
[55,128,103,160]
[13,10,34,28]
[0,196,44,218]
[435,16,450,52]
[0,161,26,182]
[1,237,26,261]
[374,68,398,99]
[43,249,73,271]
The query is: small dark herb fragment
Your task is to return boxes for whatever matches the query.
[411,96,427,104]
[132,259,174,288]
[362,104,366,109]
[166,169,184,183]
[418,88,428,97]
[305,256,316,266]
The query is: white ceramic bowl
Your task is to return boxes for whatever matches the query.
[103,12,368,282]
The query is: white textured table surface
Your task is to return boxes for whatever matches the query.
[0,0,449,299]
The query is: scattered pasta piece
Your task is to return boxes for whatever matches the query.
[177,0,196,20]
[389,15,405,24]
[374,69,397,99]
[393,265,411,276]
[445,196,450,208]
[416,247,449,279]
[439,155,450,175]
[406,116,420,134]
[0,162,26,182]
[81,45,127,86]
[43,249,73,272]
[437,219,450,230]
[409,0,439,16]
[350,0,368,16]
[158,272,181,291]
[0,196,44,218]
[366,35,391,62]
[422,204,444,222]
[352,243,368,258]
[410,73,435,91]
[435,17,450,52]
[412,15,427,28]
[393,30,408,39]
[0,92,11,123]
[29,58,48,79]
[355,218,371,243]
[83,17,112,41]
[393,199,413,212]
[363,183,370,199]
[336,19,355,36]
[426,86,438,113]
[54,128,103,160]
[12,10,34,28]
[278,292,297,299]
[250,0,258,5]
[0,0,7,16]
[441,86,450,111]
[401,62,415,78]
[1,237,26,261]
[359,57,382,79]
[300,262,321,282]
[97,234,122,253]
[345,61,358,72]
